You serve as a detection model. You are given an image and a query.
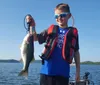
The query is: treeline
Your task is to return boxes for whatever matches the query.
[0,59,41,63]
[0,59,19,63]
[81,61,100,65]
[0,59,100,65]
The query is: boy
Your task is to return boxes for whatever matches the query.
[26,3,80,85]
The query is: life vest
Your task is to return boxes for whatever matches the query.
[39,24,78,64]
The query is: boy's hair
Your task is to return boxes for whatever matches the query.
[55,3,70,13]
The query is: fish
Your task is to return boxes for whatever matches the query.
[18,33,35,76]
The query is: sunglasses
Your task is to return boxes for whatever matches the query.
[54,12,69,19]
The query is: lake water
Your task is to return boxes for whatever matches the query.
[0,62,100,85]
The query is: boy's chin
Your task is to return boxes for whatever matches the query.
[58,23,66,27]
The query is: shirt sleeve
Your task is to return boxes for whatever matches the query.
[74,34,79,52]
[37,29,48,44]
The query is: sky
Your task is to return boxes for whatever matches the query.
[0,0,100,62]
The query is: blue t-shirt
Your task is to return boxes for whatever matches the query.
[40,27,70,78]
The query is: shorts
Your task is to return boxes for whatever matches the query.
[40,74,69,85]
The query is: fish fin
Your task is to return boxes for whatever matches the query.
[18,70,28,77]
[31,57,35,63]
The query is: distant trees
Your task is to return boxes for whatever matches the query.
[81,61,100,65]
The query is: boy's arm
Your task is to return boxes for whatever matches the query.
[30,26,38,41]
[74,50,80,82]
[73,31,80,82]
[30,26,48,44]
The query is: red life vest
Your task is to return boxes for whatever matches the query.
[39,24,78,64]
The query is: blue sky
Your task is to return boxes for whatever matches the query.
[0,0,100,62]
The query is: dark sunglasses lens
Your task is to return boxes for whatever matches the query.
[60,14,67,18]
[55,14,67,19]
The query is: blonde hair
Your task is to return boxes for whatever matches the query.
[55,3,70,13]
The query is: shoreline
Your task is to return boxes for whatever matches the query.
[0,59,100,65]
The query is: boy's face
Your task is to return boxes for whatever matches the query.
[55,9,70,28]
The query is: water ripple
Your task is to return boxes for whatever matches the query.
[0,63,100,85]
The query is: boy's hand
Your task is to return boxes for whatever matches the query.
[76,72,80,82]
[25,15,38,41]
[26,15,36,27]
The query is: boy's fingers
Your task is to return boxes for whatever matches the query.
[26,15,36,27]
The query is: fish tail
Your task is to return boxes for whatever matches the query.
[18,70,28,76]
